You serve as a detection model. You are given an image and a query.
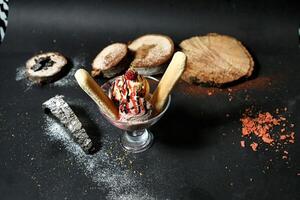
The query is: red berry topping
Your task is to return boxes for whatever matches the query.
[125,69,138,80]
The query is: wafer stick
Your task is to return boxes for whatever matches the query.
[75,69,119,120]
[150,51,186,112]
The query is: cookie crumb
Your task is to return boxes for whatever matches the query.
[240,140,245,148]
[250,142,258,151]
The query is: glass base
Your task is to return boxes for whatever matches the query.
[120,129,154,153]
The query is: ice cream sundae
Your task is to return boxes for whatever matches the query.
[75,51,186,153]
[108,68,152,122]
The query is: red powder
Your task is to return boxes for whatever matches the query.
[250,142,258,151]
[280,135,287,140]
[240,108,295,160]
[241,112,276,145]
[262,136,274,144]
[291,132,295,139]
[176,77,273,97]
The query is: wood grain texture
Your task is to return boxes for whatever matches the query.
[128,34,174,75]
[180,33,254,85]
[26,52,68,84]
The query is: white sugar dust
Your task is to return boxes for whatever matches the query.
[43,116,153,200]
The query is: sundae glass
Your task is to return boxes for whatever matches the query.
[101,76,171,153]
[75,51,186,153]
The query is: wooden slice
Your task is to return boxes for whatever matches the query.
[26,52,68,84]
[91,43,128,78]
[179,33,254,85]
[128,34,174,75]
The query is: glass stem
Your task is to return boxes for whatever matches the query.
[131,129,145,137]
[121,129,153,153]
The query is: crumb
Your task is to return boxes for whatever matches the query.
[240,140,245,148]
[250,142,258,151]
[280,135,287,140]
[262,136,274,144]
[289,139,294,143]
[290,132,295,139]
[280,117,286,121]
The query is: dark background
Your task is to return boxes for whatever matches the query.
[0,0,300,199]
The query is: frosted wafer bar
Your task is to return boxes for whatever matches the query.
[42,95,93,153]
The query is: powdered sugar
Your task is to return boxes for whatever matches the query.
[43,115,153,200]
[52,56,86,87]
[16,66,34,90]
[17,53,154,199]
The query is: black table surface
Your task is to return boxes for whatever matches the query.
[0,0,300,199]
